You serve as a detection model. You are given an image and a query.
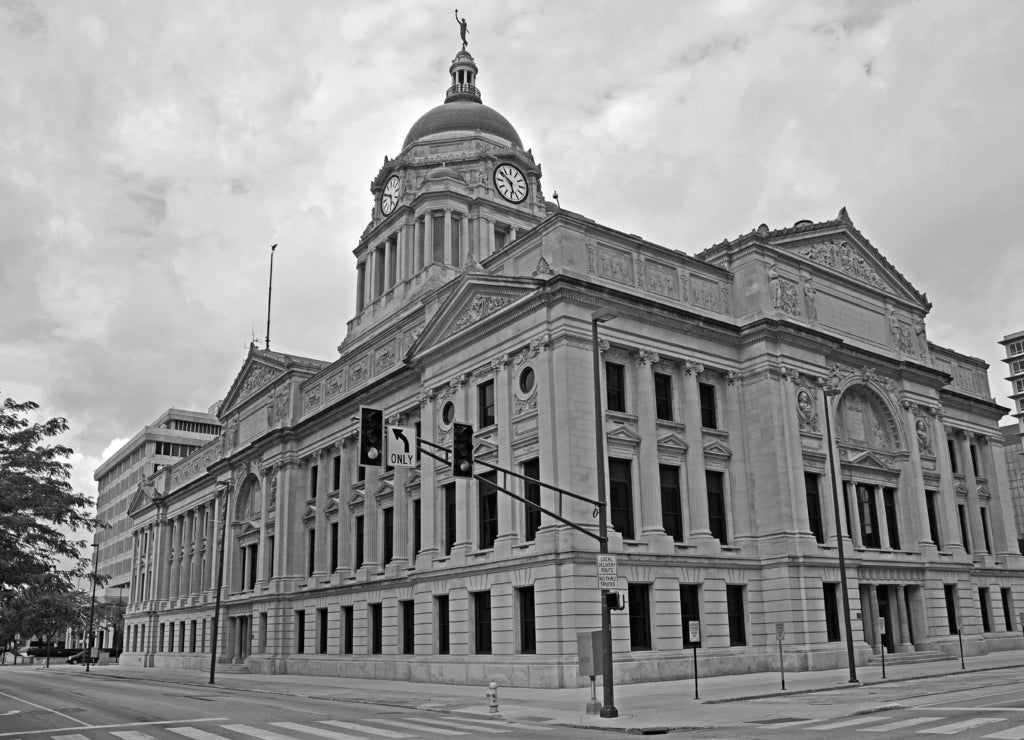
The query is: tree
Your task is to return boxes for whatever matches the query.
[0,395,97,591]
[5,578,86,667]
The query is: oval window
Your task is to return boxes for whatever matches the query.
[519,366,536,394]
[442,400,455,425]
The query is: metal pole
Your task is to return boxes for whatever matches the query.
[591,310,618,718]
[823,386,859,683]
[209,483,230,685]
[85,543,97,672]
[265,245,276,350]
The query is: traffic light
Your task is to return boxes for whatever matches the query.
[605,592,626,611]
[451,422,474,477]
[358,406,384,467]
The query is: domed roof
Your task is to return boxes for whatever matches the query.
[403,100,523,150]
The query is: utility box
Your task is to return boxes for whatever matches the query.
[576,630,604,677]
[96,649,110,666]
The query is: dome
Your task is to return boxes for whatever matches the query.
[403,100,523,150]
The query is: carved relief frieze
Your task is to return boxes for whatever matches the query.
[799,239,891,292]
[238,364,277,401]
[691,276,722,312]
[325,371,344,399]
[796,384,819,433]
[888,309,916,355]
[305,385,322,412]
[375,339,398,372]
[803,278,817,322]
[452,294,515,332]
[349,354,370,387]
[643,259,678,299]
[768,264,801,317]
[591,243,634,285]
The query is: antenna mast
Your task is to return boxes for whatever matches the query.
[265,244,277,350]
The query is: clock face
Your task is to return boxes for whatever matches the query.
[381,175,401,215]
[494,164,528,203]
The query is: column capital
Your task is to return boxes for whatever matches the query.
[633,349,660,366]
[683,360,704,375]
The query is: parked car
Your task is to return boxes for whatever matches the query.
[27,646,78,658]
[66,650,87,664]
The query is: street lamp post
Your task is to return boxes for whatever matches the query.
[591,308,618,718]
[209,481,230,685]
[85,542,98,673]
[822,384,858,684]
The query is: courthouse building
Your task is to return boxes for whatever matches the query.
[120,42,1024,686]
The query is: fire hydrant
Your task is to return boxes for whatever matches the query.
[485,681,499,713]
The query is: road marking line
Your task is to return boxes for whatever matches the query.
[111,732,159,739]
[371,718,468,735]
[221,724,306,740]
[985,724,1024,740]
[321,719,413,737]
[0,718,229,737]
[860,717,943,732]
[451,715,555,731]
[0,690,89,728]
[413,717,510,733]
[810,717,885,730]
[918,717,1006,734]
[168,729,234,740]
[272,722,364,739]
[52,735,90,740]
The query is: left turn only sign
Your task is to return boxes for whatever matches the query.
[386,425,417,467]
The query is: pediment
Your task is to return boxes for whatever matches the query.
[657,432,688,451]
[373,478,394,501]
[302,504,317,522]
[325,495,339,515]
[955,481,969,496]
[409,274,542,358]
[607,424,643,444]
[349,489,365,509]
[703,439,732,459]
[237,521,259,537]
[473,438,499,459]
[406,469,421,488]
[127,483,158,518]
[843,449,892,470]
[220,345,329,417]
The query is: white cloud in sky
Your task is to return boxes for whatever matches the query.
[2,0,1024,521]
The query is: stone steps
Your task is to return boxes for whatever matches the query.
[866,650,954,666]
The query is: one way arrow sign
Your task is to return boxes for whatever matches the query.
[386,425,417,467]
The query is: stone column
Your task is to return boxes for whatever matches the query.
[875,486,892,550]
[189,508,202,597]
[780,369,809,537]
[362,462,381,574]
[338,438,355,577]
[863,585,879,650]
[365,247,376,303]
[902,401,934,549]
[681,361,711,539]
[723,371,752,540]
[356,261,366,312]
[451,376,471,563]
[423,213,433,266]
[847,482,864,548]
[633,350,667,543]
[957,431,986,557]
[443,208,453,265]
[167,517,181,599]
[982,435,1017,556]
[413,218,423,273]
[382,240,392,292]
[895,585,912,651]
[933,414,964,552]
[492,355,516,557]
[314,449,330,577]
[416,389,439,567]
[460,213,470,266]
[154,516,171,601]
[389,417,410,572]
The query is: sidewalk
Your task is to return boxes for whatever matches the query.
[18,649,1024,734]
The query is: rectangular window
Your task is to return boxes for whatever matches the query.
[473,591,492,654]
[355,515,365,569]
[316,608,328,654]
[444,483,456,556]
[981,507,992,554]
[659,464,684,542]
[332,454,341,491]
[413,499,422,555]
[401,600,415,655]
[258,613,266,653]
[432,213,444,263]
[478,471,498,550]
[295,610,305,654]
[958,504,971,553]
[926,491,942,548]
[190,619,197,652]
[944,584,959,634]
[979,588,992,632]
[310,464,318,498]
[342,605,353,654]
[437,595,450,655]
[307,529,316,576]
[178,621,185,652]
[159,623,165,652]
[628,583,652,650]
[883,487,900,550]
[383,507,394,564]
[330,522,339,572]
[726,585,747,646]
[858,485,881,549]
[970,444,981,477]
[699,382,717,429]
[706,470,728,544]
[608,458,635,539]
[654,372,673,421]
[518,586,536,654]
[805,472,824,543]
[166,623,173,652]
[478,380,496,428]
[370,603,382,654]
[523,458,541,542]
[605,362,626,412]
[267,533,274,579]
[823,583,841,642]
[948,439,960,474]
[679,585,700,647]
[1001,588,1014,631]
[451,217,462,268]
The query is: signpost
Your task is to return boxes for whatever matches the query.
[597,554,617,590]
[775,623,786,690]
[879,617,887,679]
[688,621,701,699]
[386,425,417,467]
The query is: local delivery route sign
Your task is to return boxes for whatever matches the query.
[597,554,617,589]
[386,425,417,467]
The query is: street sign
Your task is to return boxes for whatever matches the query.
[879,617,887,635]
[688,621,701,643]
[597,554,617,589]
[775,623,785,641]
[386,425,417,467]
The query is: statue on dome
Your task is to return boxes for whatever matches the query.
[455,9,468,49]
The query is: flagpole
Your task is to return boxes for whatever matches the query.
[265,244,277,350]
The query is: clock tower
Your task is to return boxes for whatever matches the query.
[350,44,547,335]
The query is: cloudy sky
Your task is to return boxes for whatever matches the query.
[3,0,1024,512]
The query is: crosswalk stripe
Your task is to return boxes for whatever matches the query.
[111,732,159,739]
[168,729,233,740]
[985,724,1024,740]
[220,724,307,740]
[321,719,414,738]
[272,721,364,740]
[450,715,554,732]
[52,736,90,740]
[412,717,510,733]
[371,718,468,735]
[811,717,886,730]
[918,717,1006,734]
[860,717,944,732]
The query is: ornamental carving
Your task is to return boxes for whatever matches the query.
[796,385,819,432]
[349,355,370,386]
[305,386,322,411]
[915,415,932,455]
[768,264,800,316]
[325,371,344,399]
[645,260,678,299]
[691,276,722,312]
[799,239,891,292]
[888,309,916,354]
[375,340,398,371]
[803,279,817,322]
[452,294,514,332]
[238,364,277,400]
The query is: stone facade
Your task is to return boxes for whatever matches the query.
[119,46,1024,686]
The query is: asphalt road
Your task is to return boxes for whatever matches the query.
[683,667,1024,739]
[0,669,587,740]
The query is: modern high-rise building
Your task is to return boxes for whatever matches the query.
[119,40,1024,686]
